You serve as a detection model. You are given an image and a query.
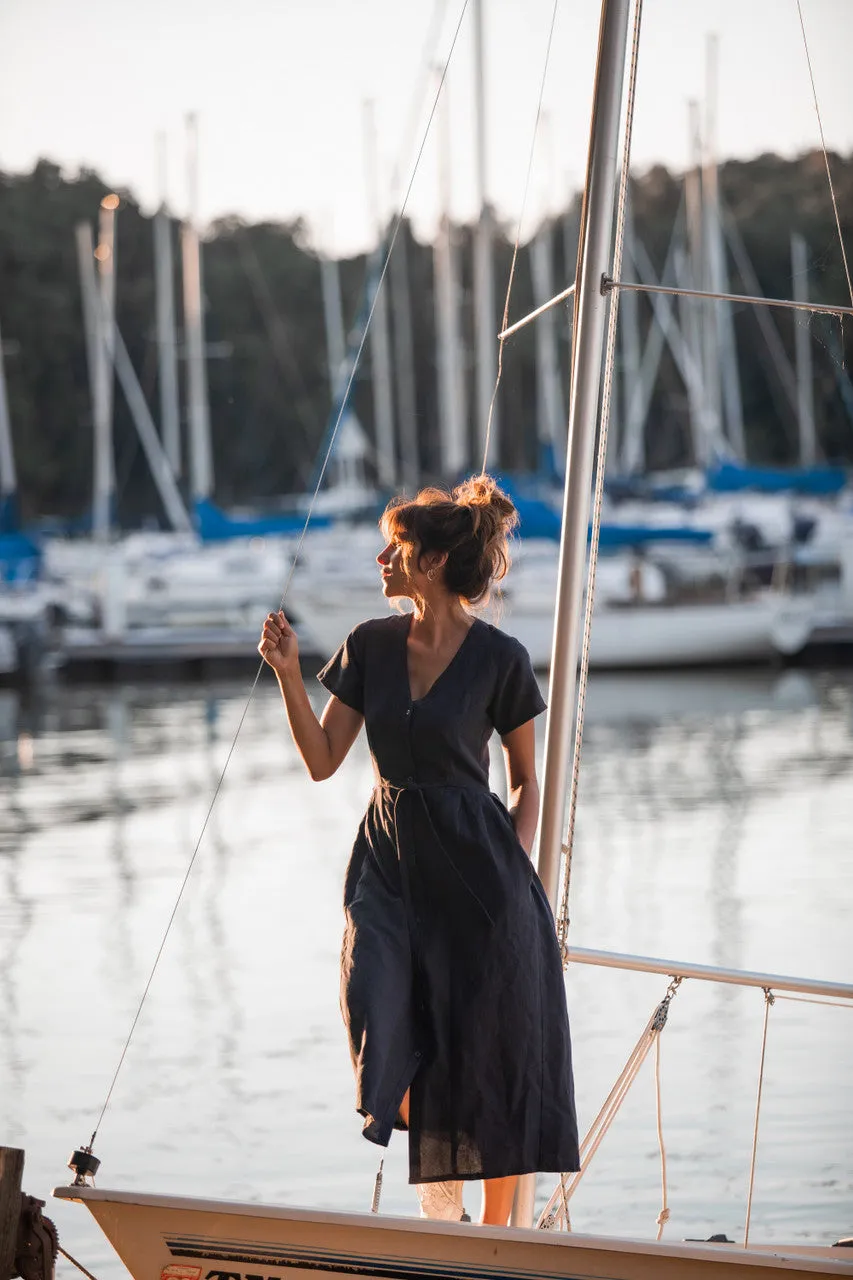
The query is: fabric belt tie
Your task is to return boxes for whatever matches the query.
[377,777,496,926]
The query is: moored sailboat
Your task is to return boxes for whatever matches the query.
[50,0,853,1275]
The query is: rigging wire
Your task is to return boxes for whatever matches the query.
[536,974,681,1230]
[85,0,472,1150]
[795,0,853,309]
[479,0,561,474]
[556,0,644,955]
[743,988,775,1248]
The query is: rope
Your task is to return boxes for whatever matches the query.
[479,0,560,473]
[556,0,644,957]
[558,1172,571,1232]
[772,993,853,1011]
[653,1033,670,1240]
[744,987,774,1248]
[536,975,681,1230]
[86,0,472,1150]
[795,0,853,309]
[58,1246,101,1280]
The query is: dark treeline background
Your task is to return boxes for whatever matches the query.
[0,151,851,526]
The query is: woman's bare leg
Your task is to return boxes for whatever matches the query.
[406,1090,516,1225]
[481,1175,518,1226]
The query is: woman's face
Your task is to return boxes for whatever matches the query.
[377,534,430,599]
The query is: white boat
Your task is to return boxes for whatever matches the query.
[45,533,298,663]
[50,1183,853,1280]
[291,547,800,669]
[48,0,853,1275]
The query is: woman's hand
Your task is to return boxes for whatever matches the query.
[259,609,299,677]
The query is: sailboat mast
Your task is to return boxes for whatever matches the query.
[682,103,712,466]
[530,223,565,473]
[536,0,633,908]
[389,218,420,492]
[434,84,467,480]
[181,112,214,504]
[791,232,817,466]
[93,195,118,540]
[0,312,16,522]
[363,101,397,491]
[154,133,182,478]
[473,0,498,469]
[703,34,745,459]
[320,250,346,403]
[618,202,642,471]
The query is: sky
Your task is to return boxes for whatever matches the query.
[0,0,851,256]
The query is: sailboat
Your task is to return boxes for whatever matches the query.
[50,1,853,1276]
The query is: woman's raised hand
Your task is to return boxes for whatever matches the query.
[258,609,299,676]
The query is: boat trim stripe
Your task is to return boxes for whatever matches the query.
[164,1233,585,1280]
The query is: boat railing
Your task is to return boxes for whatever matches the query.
[566,945,853,1001]
[538,946,853,1241]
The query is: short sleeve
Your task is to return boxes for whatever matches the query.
[317,628,364,714]
[489,638,547,736]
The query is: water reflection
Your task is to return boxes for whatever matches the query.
[0,667,851,1267]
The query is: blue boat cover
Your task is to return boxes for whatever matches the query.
[707,461,847,496]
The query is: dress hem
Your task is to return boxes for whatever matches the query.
[408,1159,582,1186]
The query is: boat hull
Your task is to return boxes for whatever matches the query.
[53,1186,853,1280]
[293,586,788,671]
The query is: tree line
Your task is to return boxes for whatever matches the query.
[0,150,850,526]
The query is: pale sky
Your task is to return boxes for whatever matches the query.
[0,0,850,255]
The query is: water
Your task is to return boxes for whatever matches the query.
[1,665,851,1277]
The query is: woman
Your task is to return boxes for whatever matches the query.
[259,475,579,1227]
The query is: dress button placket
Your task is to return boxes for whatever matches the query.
[406,701,414,783]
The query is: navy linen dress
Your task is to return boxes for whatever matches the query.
[318,613,580,1184]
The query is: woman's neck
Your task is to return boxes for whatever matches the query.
[409,594,471,646]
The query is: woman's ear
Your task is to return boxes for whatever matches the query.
[415,549,448,578]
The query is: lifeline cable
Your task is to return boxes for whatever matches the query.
[86,0,472,1151]
[479,0,561,474]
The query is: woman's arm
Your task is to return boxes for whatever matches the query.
[501,719,540,855]
[279,679,363,781]
[260,610,363,780]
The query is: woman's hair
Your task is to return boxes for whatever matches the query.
[379,474,519,605]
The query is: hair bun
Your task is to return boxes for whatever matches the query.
[452,474,518,538]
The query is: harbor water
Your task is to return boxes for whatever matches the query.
[1,663,851,1276]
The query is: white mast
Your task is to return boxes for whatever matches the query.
[537,0,632,928]
[153,133,182,478]
[77,221,192,535]
[363,102,397,490]
[682,102,715,466]
[320,250,346,402]
[0,310,15,518]
[529,222,565,471]
[92,194,118,540]
[791,232,817,466]
[618,201,642,470]
[473,0,498,469]
[181,112,214,503]
[318,246,370,494]
[703,34,745,459]
[389,221,419,492]
[433,83,467,479]
[519,0,633,1231]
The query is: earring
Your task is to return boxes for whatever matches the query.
[427,568,436,582]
